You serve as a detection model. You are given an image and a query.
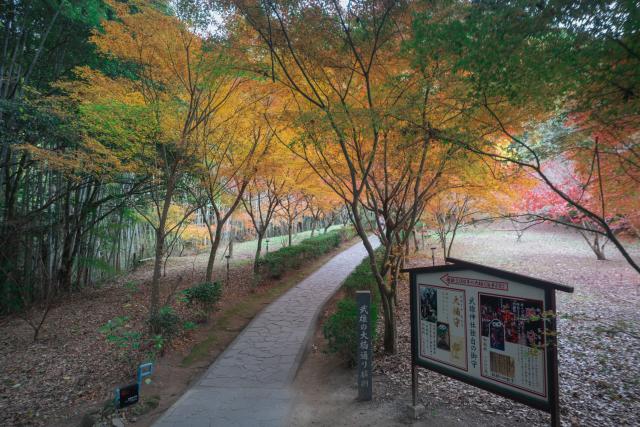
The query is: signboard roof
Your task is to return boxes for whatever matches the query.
[402,257,574,294]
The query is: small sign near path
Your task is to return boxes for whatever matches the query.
[356,290,372,401]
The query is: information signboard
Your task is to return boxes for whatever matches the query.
[404,258,573,426]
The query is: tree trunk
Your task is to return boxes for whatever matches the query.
[288,220,293,246]
[254,232,264,274]
[579,228,607,261]
[440,235,447,260]
[205,227,223,282]
[58,235,74,292]
[593,233,606,260]
[150,180,175,328]
[380,289,396,354]
[150,227,165,327]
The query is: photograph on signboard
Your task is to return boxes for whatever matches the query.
[489,319,505,351]
[418,284,467,371]
[479,293,547,397]
[490,351,515,379]
[436,322,450,351]
[420,287,437,323]
[480,295,544,349]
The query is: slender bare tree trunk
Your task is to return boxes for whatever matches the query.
[254,231,264,273]
[150,176,176,328]
[205,227,223,282]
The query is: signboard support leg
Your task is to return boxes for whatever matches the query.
[411,364,417,407]
[548,290,561,427]
[408,271,424,419]
[408,363,424,419]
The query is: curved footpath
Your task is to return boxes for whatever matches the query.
[154,237,379,427]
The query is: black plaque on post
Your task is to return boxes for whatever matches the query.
[356,290,372,401]
[116,383,139,409]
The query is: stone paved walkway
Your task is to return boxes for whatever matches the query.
[154,238,379,427]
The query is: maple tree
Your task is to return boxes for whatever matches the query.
[511,158,629,260]
[69,0,247,324]
[410,0,640,273]
[229,0,484,353]
[275,162,311,247]
[304,188,344,236]
[424,151,530,258]
[192,84,274,282]
[241,142,290,273]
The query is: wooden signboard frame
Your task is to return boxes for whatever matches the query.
[403,258,574,426]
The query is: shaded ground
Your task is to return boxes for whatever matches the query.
[291,224,640,426]
[289,290,506,427]
[0,227,345,427]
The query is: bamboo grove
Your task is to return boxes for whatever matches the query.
[1,0,638,353]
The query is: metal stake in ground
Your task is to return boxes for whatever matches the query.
[356,290,372,401]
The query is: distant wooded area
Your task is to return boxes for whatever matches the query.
[1,0,638,355]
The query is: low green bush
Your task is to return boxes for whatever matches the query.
[342,259,377,298]
[182,321,197,331]
[182,282,222,321]
[100,316,156,366]
[99,316,142,352]
[322,251,381,365]
[101,306,188,364]
[148,306,181,337]
[258,228,352,279]
[323,298,378,366]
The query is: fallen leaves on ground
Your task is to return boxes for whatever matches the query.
[373,225,640,427]
[0,254,256,427]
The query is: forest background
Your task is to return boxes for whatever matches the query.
[0,0,638,357]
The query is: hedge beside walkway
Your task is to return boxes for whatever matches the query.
[322,249,381,365]
[257,228,356,279]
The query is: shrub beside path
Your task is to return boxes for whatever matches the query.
[153,237,379,427]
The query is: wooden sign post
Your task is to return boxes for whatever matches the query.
[404,258,573,426]
[356,290,373,401]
